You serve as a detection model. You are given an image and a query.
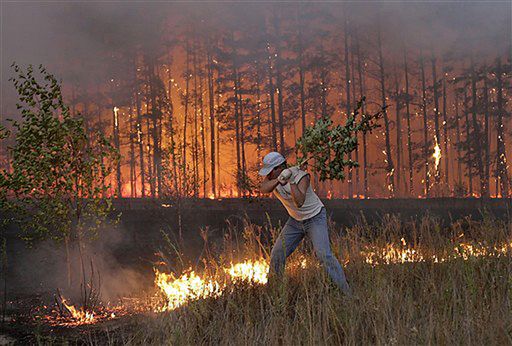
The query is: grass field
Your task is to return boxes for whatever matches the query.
[33,213,512,345]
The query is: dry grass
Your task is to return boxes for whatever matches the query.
[78,214,512,344]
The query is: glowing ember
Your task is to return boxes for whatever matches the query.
[41,295,128,327]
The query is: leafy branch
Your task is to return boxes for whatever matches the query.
[296,97,386,181]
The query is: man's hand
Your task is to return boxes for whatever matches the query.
[278,168,292,185]
[288,166,301,184]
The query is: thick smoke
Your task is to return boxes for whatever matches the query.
[1,2,510,117]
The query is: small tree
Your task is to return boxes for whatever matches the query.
[296,97,384,182]
[0,64,119,287]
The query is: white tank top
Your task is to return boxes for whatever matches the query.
[273,169,324,221]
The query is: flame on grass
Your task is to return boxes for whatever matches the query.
[155,240,511,311]
[44,240,512,325]
[362,238,512,265]
[43,295,124,327]
[155,259,269,312]
[60,297,96,324]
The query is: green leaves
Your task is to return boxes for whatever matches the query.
[1,64,118,245]
[296,97,385,182]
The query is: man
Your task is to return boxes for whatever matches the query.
[259,152,351,294]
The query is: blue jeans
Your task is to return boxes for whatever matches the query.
[269,207,351,294]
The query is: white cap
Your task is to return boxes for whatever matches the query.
[258,152,286,176]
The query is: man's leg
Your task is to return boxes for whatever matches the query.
[305,208,352,295]
[269,217,304,278]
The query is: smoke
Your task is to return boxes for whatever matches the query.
[6,218,149,303]
[1,2,509,117]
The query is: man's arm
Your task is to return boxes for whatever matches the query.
[260,175,280,193]
[290,174,309,207]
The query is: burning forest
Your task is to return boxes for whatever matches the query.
[0,2,511,345]
[1,2,511,199]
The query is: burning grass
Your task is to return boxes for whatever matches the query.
[14,213,512,344]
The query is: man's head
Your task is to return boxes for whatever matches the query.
[259,152,287,180]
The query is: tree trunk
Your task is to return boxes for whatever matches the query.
[146,114,154,198]
[495,58,510,197]
[192,42,199,197]
[148,57,162,197]
[134,62,145,197]
[470,59,486,197]
[256,68,263,167]
[431,54,441,186]
[356,35,368,198]
[238,69,247,195]
[207,43,216,197]
[167,56,179,196]
[273,13,286,153]
[420,51,430,197]
[442,67,449,188]
[233,55,242,197]
[296,5,307,136]
[129,104,136,197]
[267,44,278,152]
[199,50,207,197]
[182,41,191,196]
[344,16,353,198]
[464,89,473,195]
[111,89,122,197]
[350,39,359,197]
[483,75,490,197]
[403,48,414,195]
[377,29,394,196]
[455,92,462,187]
[394,69,402,196]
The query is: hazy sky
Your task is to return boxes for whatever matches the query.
[1,1,510,118]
